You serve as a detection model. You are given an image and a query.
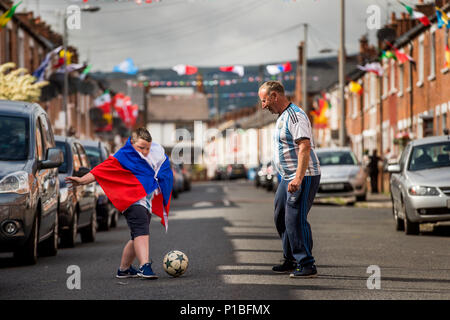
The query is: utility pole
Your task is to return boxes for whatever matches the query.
[338,0,347,146]
[63,11,69,136]
[302,23,308,115]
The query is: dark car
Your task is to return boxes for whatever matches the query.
[227,164,247,180]
[171,161,184,199]
[0,101,63,264]
[214,165,227,180]
[80,139,120,231]
[55,136,97,247]
[179,163,192,191]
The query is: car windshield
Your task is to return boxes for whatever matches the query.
[408,141,450,171]
[0,116,29,160]
[317,151,357,166]
[84,146,102,168]
[55,141,68,173]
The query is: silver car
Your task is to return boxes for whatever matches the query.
[388,135,450,235]
[315,148,368,202]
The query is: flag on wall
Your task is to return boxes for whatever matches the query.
[357,62,384,76]
[436,6,449,29]
[32,46,62,82]
[400,2,430,26]
[393,48,414,64]
[0,1,22,30]
[113,58,138,75]
[266,62,292,75]
[349,81,363,95]
[445,45,450,69]
[172,64,198,76]
[219,65,244,77]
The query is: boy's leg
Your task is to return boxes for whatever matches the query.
[133,235,149,267]
[119,240,136,270]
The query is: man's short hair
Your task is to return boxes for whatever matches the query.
[131,127,152,143]
[259,81,285,96]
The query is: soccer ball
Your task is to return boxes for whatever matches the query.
[163,250,189,277]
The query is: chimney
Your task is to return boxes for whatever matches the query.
[415,0,434,17]
[294,42,304,106]
[359,35,369,64]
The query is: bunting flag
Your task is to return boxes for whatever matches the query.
[79,64,92,80]
[90,138,173,231]
[266,61,292,75]
[172,64,198,76]
[219,65,244,77]
[94,91,112,132]
[113,58,138,75]
[311,96,329,129]
[445,45,450,69]
[357,62,384,76]
[0,1,22,30]
[112,93,139,128]
[393,48,414,64]
[436,6,450,29]
[400,2,430,26]
[32,46,62,82]
[380,50,397,61]
[349,81,363,95]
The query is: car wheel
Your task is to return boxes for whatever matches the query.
[356,193,367,202]
[81,210,96,243]
[39,213,58,257]
[98,207,111,231]
[402,200,419,235]
[392,196,404,231]
[14,213,38,265]
[61,211,78,248]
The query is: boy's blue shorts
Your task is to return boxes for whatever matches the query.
[123,205,151,240]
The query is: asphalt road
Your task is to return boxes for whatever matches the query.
[1,180,450,300]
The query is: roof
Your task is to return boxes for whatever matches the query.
[148,94,209,122]
[0,100,41,116]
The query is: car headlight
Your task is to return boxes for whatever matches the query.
[0,171,30,194]
[60,187,69,203]
[408,186,440,196]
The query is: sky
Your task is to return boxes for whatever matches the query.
[18,0,417,72]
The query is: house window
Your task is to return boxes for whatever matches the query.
[407,43,413,91]
[352,94,358,118]
[398,64,404,96]
[436,115,440,135]
[423,117,434,137]
[429,28,436,80]
[417,35,424,86]
[443,113,448,134]
[390,60,396,93]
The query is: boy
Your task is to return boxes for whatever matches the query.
[65,127,172,279]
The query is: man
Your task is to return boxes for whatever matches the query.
[368,149,381,193]
[258,81,321,278]
[66,128,172,280]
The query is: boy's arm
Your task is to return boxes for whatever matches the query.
[65,173,96,186]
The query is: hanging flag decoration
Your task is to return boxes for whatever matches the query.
[436,6,450,29]
[0,1,22,30]
[219,65,245,77]
[113,58,138,75]
[80,64,92,80]
[399,2,430,26]
[380,50,397,61]
[393,48,414,64]
[266,61,292,75]
[171,64,198,76]
[311,96,329,129]
[349,81,363,95]
[112,93,139,128]
[94,91,113,132]
[357,62,384,76]
[445,45,450,69]
[32,46,62,83]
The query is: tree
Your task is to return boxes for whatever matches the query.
[0,63,48,102]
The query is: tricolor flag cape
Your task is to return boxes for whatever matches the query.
[90,138,173,231]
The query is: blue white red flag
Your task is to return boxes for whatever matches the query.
[90,138,173,231]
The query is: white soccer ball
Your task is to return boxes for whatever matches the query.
[163,250,189,277]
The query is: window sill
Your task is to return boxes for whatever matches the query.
[441,67,449,74]
[381,95,387,100]
[428,74,436,82]
[406,87,411,93]
[389,89,397,95]
[397,91,404,98]
[416,81,424,88]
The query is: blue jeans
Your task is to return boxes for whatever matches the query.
[274,175,321,267]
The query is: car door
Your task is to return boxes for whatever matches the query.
[396,145,411,210]
[74,142,96,225]
[70,142,87,225]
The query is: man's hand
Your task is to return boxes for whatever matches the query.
[64,173,96,188]
[288,177,302,193]
[65,176,83,187]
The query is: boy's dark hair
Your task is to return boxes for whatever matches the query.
[131,127,152,143]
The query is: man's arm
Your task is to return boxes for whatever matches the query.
[65,172,96,187]
[288,139,311,192]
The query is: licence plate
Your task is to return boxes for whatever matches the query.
[321,183,344,191]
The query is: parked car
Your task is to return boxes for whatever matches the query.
[315,148,368,202]
[388,135,450,235]
[227,164,247,180]
[80,139,120,231]
[55,136,97,247]
[214,165,227,180]
[0,101,62,264]
[256,162,270,188]
[265,162,277,191]
[171,161,184,199]
[179,163,192,191]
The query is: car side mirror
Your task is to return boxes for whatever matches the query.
[387,163,401,173]
[74,166,91,178]
[39,148,63,170]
